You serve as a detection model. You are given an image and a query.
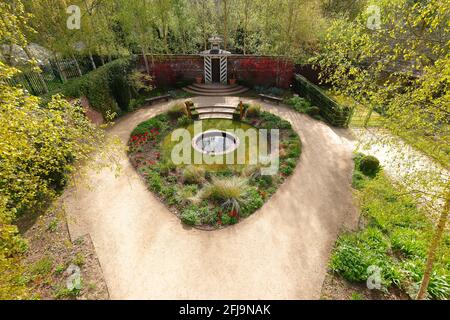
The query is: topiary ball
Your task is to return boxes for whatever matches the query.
[359,155,380,176]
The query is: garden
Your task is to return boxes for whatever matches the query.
[127,102,301,228]
[327,153,450,300]
[1,0,448,303]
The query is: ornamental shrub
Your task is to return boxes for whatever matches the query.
[241,187,264,217]
[176,115,193,127]
[285,96,311,113]
[330,227,399,286]
[197,206,217,225]
[168,103,186,120]
[1,61,118,299]
[246,104,261,118]
[220,212,238,225]
[147,171,163,193]
[280,165,294,176]
[306,106,321,117]
[155,162,175,177]
[351,170,366,190]
[359,155,380,176]
[253,174,273,189]
[181,208,200,226]
[62,57,135,117]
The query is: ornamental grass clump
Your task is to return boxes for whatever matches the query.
[167,103,187,120]
[182,165,206,184]
[193,176,249,214]
[206,176,248,201]
[246,104,261,118]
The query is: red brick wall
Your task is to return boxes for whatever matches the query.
[230,56,294,88]
[139,55,203,87]
[139,55,294,89]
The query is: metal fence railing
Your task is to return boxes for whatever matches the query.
[4,55,106,96]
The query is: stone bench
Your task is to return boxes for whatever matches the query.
[145,94,171,105]
[259,93,283,104]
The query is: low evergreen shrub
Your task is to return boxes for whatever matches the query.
[359,155,380,176]
[168,103,186,120]
[62,57,136,117]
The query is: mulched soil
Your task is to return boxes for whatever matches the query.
[320,271,410,300]
[17,203,109,300]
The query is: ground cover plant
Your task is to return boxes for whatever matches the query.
[330,153,450,300]
[284,95,323,121]
[127,102,301,229]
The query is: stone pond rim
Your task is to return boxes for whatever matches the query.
[191,130,240,156]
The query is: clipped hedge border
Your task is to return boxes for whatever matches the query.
[293,74,352,127]
[62,57,136,117]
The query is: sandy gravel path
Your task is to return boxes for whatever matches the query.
[63,96,358,299]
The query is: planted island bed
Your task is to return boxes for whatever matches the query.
[127,102,302,229]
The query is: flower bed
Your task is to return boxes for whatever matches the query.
[127,103,302,229]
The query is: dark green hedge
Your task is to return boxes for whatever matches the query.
[63,57,136,117]
[293,74,352,127]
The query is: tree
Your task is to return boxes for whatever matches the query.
[0,0,49,92]
[115,0,158,75]
[192,0,217,50]
[154,0,173,54]
[222,0,229,50]
[315,0,449,299]
[0,0,121,299]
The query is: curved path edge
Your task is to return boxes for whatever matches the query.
[63,96,359,299]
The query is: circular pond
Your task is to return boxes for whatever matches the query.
[192,130,240,155]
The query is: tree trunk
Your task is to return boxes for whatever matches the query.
[72,54,82,76]
[7,43,14,65]
[363,106,374,128]
[416,190,449,299]
[223,0,228,50]
[243,0,249,55]
[89,51,97,70]
[141,47,151,75]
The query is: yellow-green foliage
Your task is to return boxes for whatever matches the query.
[0,61,120,296]
[246,104,261,118]
[316,0,449,166]
[0,84,109,214]
[0,53,120,300]
[0,1,121,299]
[0,255,30,299]
[0,196,29,299]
